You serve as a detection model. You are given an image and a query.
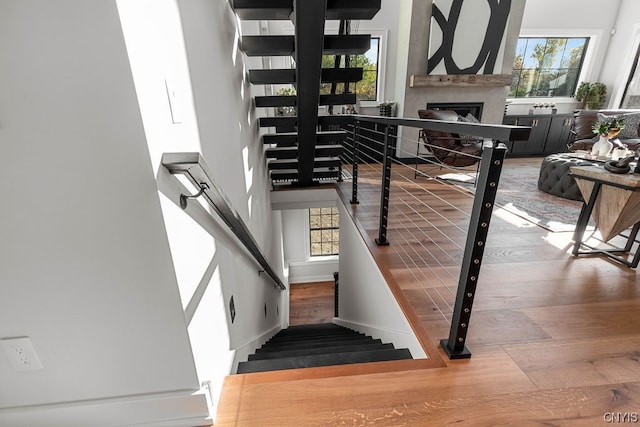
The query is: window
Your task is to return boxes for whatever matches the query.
[320,36,381,103]
[309,207,339,256]
[510,37,589,98]
[620,43,640,108]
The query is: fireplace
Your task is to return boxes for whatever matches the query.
[426,102,484,121]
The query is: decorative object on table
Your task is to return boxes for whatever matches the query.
[378,101,396,117]
[528,102,556,115]
[575,81,607,110]
[567,109,640,154]
[590,115,626,158]
[604,154,636,174]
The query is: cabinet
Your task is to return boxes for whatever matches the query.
[502,114,573,156]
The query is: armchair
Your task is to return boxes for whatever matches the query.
[417,109,483,168]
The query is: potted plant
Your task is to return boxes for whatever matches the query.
[591,116,626,157]
[575,82,607,110]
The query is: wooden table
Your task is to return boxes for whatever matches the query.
[569,165,640,268]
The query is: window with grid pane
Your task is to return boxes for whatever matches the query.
[319,37,380,102]
[309,207,339,256]
[510,37,588,98]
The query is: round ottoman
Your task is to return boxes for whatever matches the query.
[538,154,596,201]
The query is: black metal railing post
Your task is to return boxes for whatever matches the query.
[440,141,508,359]
[351,120,360,204]
[375,124,393,246]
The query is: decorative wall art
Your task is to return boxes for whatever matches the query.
[427,0,511,75]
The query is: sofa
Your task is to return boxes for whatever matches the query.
[567,109,640,153]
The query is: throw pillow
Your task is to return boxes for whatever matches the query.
[597,112,640,139]
[619,112,640,139]
[457,113,482,144]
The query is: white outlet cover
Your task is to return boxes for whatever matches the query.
[1,337,44,371]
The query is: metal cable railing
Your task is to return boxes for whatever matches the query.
[336,115,530,358]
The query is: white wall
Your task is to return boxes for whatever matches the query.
[507,0,623,114]
[281,210,338,283]
[0,1,206,425]
[601,0,640,108]
[117,0,287,418]
[336,201,426,359]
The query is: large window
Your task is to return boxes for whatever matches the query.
[620,43,640,108]
[309,207,339,256]
[320,36,380,102]
[510,37,589,98]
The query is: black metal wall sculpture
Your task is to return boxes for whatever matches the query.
[427,0,511,75]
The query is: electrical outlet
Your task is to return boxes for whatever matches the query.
[1,337,43,371]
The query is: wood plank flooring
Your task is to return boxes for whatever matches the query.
[217,158,640,426]
[288,281,334,326]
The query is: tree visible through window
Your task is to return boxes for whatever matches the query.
[510,37,588,98]
[320,37,380,102]
[309,207,339,256]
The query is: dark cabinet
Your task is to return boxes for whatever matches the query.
[502,114,573,156]
[546,116,574,153]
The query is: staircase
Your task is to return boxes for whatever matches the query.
[237,323,412,374]
[230,0,382,186]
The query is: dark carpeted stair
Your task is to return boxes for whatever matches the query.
[237,323,412,374]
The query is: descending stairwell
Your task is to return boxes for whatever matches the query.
[237,323,412,374]
[231,0,381,186]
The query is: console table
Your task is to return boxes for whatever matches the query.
[569,166,640,268]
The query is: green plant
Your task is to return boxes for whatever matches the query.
[275,87,296,116]
[592,116,625,136]
[575,82,607,109]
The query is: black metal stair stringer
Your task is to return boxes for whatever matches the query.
[293,0,327,186]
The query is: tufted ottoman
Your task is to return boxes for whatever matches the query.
[538,154,597,200]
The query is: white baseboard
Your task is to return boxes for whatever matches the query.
[231,325,281,373]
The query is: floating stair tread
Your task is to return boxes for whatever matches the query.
[259,115,354,128]
[312,168,342,180]
[319,115,354,126]
[319,93,357,106]
[237,348,413,373]
[263,131,346,145]
[315,145,343,155]
[268,157,340,170]
[249,69,296,84]
[242,35,294,56]
[249,343,394,360]
[265,147,297,159]
[230,0,293,20]
[318,130,347,141]
[255,95,297,108]
[326,0,382,20]
[322,35,372,55]
[321,67,364,83]
[267,159,297,170]
[259,116,297,128]
[263,132,298,145]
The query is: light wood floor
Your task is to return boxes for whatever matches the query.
[288,281,335,326]
[217,158,640,426]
